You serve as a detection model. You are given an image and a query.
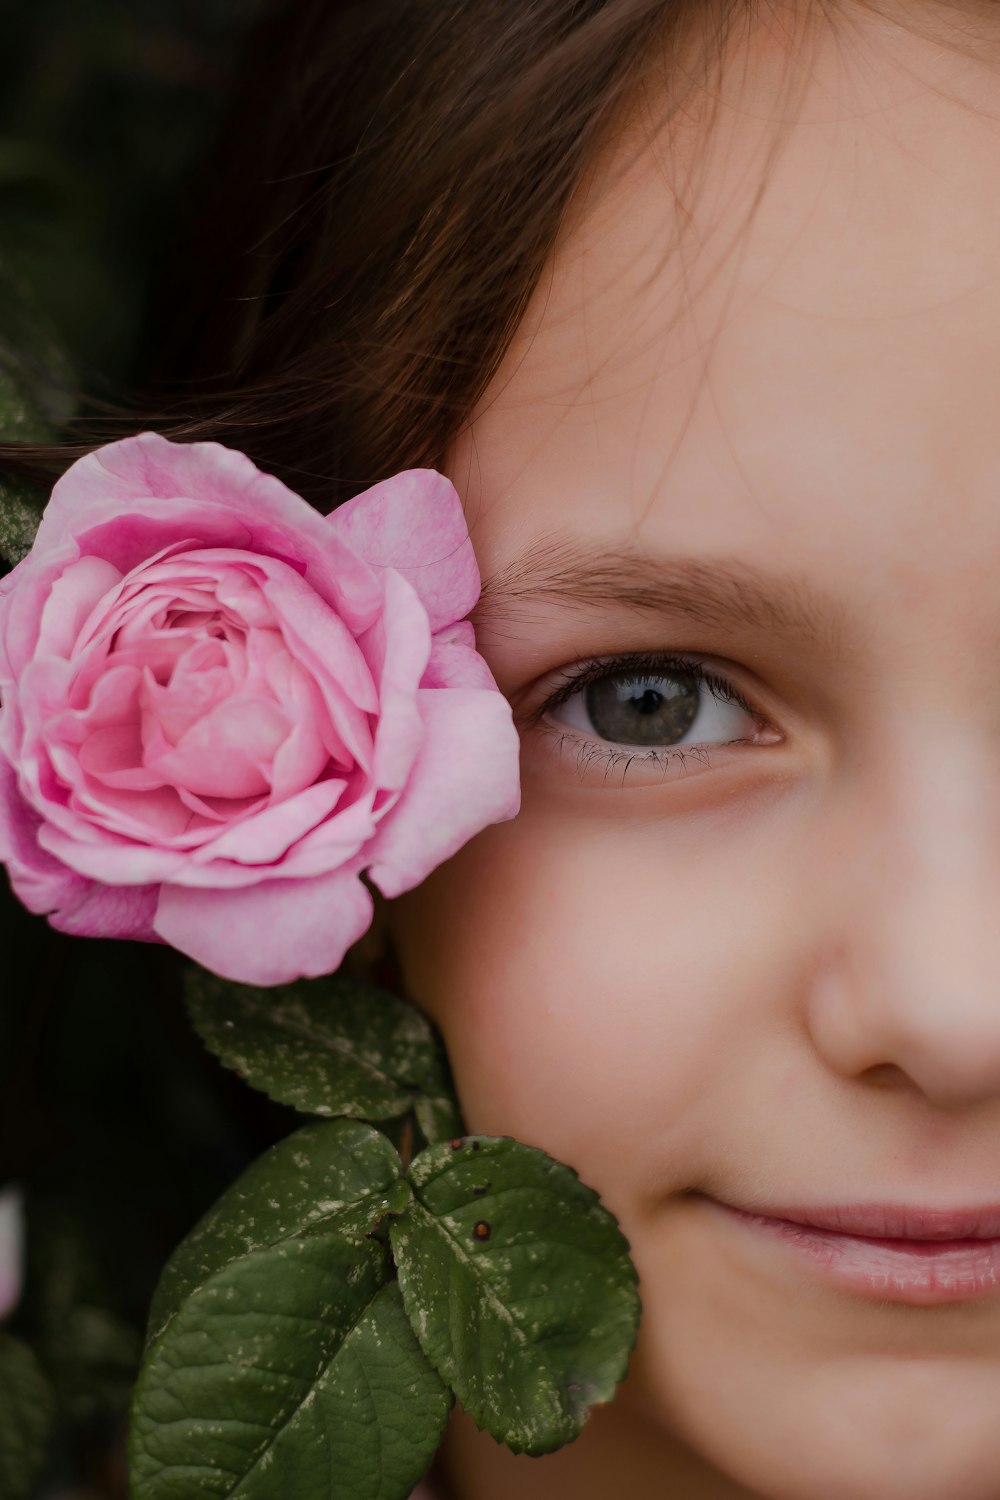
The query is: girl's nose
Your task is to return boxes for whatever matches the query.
[804,732,1000,1109]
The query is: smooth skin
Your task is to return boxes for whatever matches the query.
[382,3,1000,1496]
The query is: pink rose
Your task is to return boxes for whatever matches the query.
[0,434,520,984]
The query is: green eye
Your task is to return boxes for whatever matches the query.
[544,653,756,754]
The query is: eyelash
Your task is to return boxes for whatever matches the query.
[527,651,766,780]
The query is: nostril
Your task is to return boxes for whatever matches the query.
[858,1062,916,1092]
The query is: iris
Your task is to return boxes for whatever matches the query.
[584,669,699,747]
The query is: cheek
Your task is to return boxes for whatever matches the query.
[385,800,791,1222]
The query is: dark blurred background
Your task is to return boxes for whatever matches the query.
[0,0,256,386]
[0,5,302,1496]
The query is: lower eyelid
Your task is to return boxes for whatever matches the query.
[531,713,783,788]
[540,719,766,754]
[535,722,743,779]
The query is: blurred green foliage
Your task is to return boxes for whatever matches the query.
[0,0,257,387]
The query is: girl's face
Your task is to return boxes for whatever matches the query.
[385,6,1000,1497]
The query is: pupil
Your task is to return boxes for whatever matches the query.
[584,670,699,748]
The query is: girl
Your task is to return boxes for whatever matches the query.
[10,1,1000,1496]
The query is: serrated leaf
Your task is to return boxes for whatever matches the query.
[183,1280,452,1500]
[131,1230,442,1500]
[390,1136,641,1456]
[0,1331,56,1500]
[148,1119,409,1343]
[132,1229,386,1499]
[184,968,461,1139]
[131,1122,442,1500]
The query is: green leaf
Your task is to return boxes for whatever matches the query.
[0,1331,56,1500]
[24,1196,142,1424]
[42,1303,141,1425]
[0,479,41,567]
[185,1279,452,1500]
[132,1123,444,1500]
[147,1119,409,1343]
[390,1136,641,1456]
[184,968,461,1140]
[0,255,75,567]
[0,254,75,437]
[413,1092,462,1152]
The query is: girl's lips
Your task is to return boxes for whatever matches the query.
[703,1196,1000,1305]
[710,1199,1000,1240]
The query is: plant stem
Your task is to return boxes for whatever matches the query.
[398,1113,415,1174]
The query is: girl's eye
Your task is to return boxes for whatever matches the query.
[534,652,776,771]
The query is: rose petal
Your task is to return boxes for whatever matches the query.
[328,469,481,631]
[38,434,384,629]
[50,662,144,747]
[35,815,186,882]
[0,542,79,688]
[35,555,123,660]
[189,778,347,866]
[360,568,430,792]
[145,694,289,799]
[365,685,521,898]
[0,755,91,914]
[49,878,160,941]
[101,548,380,717]
[78,724,159,788]
[0,757,160,936]
[232,778,378,881]
[153,864,374,984]
[267,718,331,803]
[433,619,475,649]
[421,626,501,691]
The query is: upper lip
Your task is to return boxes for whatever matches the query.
[709,1197,1000,1240]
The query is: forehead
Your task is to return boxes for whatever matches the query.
[450,3,1000,618]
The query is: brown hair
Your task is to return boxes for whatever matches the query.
[0,0,752,511]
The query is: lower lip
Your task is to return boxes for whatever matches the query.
[706,1198,1000,1304]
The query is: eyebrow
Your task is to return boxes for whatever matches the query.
[474,535,849,656]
